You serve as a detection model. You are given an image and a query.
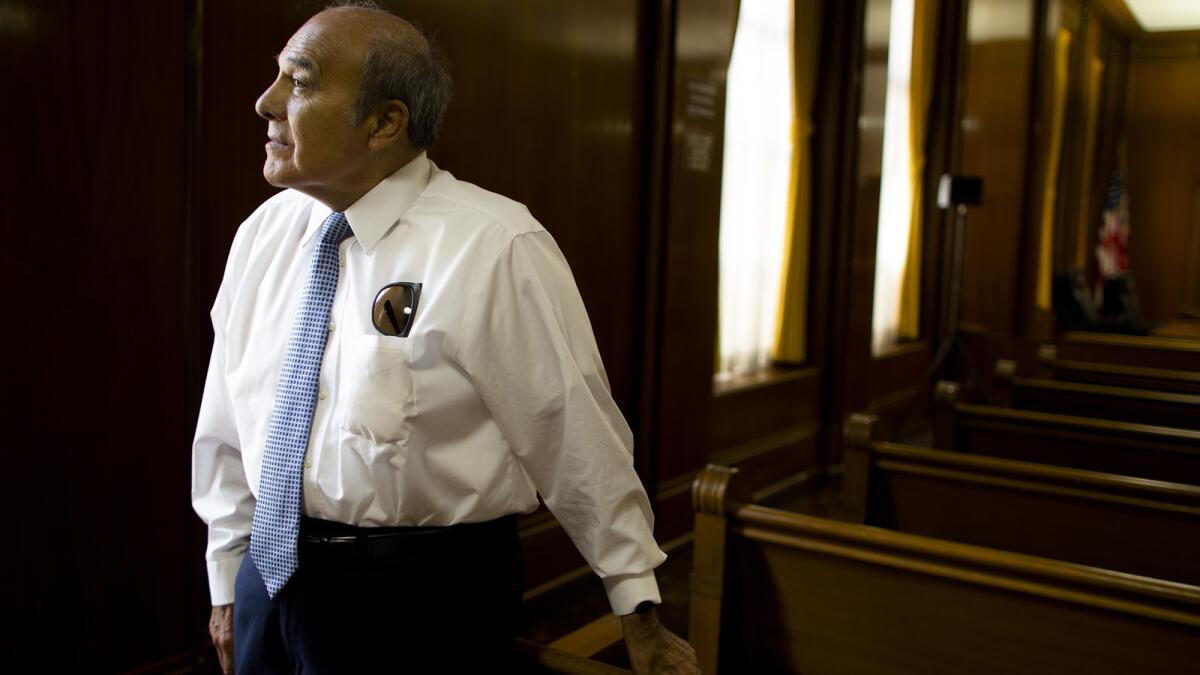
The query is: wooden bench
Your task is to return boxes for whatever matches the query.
[1056,331,1200,371]
[1038,343,1200,395]
[934,381,1200,484]
[843,413,1200,585]
[689,464,1200,674]
[514,638,630,674]
[994,359,1200,430]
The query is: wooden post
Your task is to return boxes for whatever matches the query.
[993,359,1017,407]
[933,381,960,450]
[841,413,878,523]
[1036,343,1058,379]
[688,464,740,675]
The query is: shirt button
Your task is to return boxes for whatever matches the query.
[327,320,336,332]
[319,389,328,401]
[304,457,313,469]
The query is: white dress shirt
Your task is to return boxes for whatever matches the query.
[192,154,665,614]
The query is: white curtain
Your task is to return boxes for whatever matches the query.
[871,0,916,354]
[718,0,795,376]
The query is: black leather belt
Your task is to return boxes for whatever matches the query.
[297,515,516,562]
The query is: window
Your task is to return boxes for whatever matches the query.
[871,0,917,354]
[717,0,796,376]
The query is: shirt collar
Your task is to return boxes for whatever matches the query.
[302,152,432,253]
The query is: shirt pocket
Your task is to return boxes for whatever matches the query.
[339,333,418,445]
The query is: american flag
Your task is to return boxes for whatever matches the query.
[1096,169,1129,280]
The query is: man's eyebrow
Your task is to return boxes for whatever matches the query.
[286,55,317,71]
[274,53,319,74]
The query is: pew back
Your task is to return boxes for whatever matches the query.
[1038,344,1200,395]
[690,464,1200,674]
[994,359,1200,430]
[934,381,1200,484]
[1056,331,1200,371]
[843,422,1200,584]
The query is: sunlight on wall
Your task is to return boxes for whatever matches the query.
[871,0,916,354]
[718,0,795,375]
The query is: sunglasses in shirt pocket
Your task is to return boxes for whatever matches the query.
[339,333,418,447]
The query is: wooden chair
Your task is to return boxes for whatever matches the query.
[934,381,1200,484]
[994,358,1200,430]
[844,413,1200,584]
[689,463,1200,674]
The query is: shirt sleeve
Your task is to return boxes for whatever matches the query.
[191,237,255,607]
[455,230,666,615]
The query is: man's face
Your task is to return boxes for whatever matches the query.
[255,14,371,197]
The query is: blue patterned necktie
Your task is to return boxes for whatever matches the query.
[250,211,353,597]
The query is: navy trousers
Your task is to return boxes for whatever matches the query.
[234,516,522,674]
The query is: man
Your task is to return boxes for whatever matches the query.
[191,3,698,673]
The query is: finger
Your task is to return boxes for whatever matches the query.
[219,645,234,675]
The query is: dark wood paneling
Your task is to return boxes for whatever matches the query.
[193,0,651,600]
[653,0,736,487]
[401,0,647,413]
[196,0,649,408]
[713,370,821,450]
[1125,32,1200,321]
[1,0,193,671]
[957,0,1037,335]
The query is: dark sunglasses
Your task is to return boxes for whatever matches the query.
[372,282,422,337]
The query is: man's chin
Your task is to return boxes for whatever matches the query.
[262,165,294,189]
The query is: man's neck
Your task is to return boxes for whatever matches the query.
[309,148,424,212]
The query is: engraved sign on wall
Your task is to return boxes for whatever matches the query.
[683,78,719,173]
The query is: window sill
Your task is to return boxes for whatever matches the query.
[872,339,929,360]
[713,364,818,397]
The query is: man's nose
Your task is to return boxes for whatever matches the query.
[255,79,285,121]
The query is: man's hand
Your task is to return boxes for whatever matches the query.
[208,604,235,675]
[620,605,699,674]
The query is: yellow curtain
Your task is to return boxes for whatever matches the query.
[1074,55,1105,268]
[895,0,940,340]
[1036,29,1073,310]
[771,0,821,363]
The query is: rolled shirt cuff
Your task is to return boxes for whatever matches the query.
[602,569,662,616]
[207,555,245,606]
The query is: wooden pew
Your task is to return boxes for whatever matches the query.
[689,464,1200,674]
[514,638,630,674]
[994,359,1200,430]
[1038,343,1200,395]
[1056,331,1200,371]
[843,413,1200,585]
[934,381,1200,484]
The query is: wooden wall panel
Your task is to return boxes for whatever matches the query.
[1125,33,1200,321]
[400,0,646,413]
[653,0,736,489]
[1,0,194,671]
[957,0,1037,336]
[194,0,647,409]
[193,0,652,604]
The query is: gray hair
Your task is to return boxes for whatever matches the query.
[329,1,452,148]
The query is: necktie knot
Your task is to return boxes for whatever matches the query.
[320,212,353,246]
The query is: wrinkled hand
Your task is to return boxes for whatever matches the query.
[621,606,699,674]
[209,604,235,674]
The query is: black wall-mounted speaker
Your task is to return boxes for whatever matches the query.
[937,174,984,209]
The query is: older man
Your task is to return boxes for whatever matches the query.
[191,2,696,673]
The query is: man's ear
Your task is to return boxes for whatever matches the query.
[367,99,410,150]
